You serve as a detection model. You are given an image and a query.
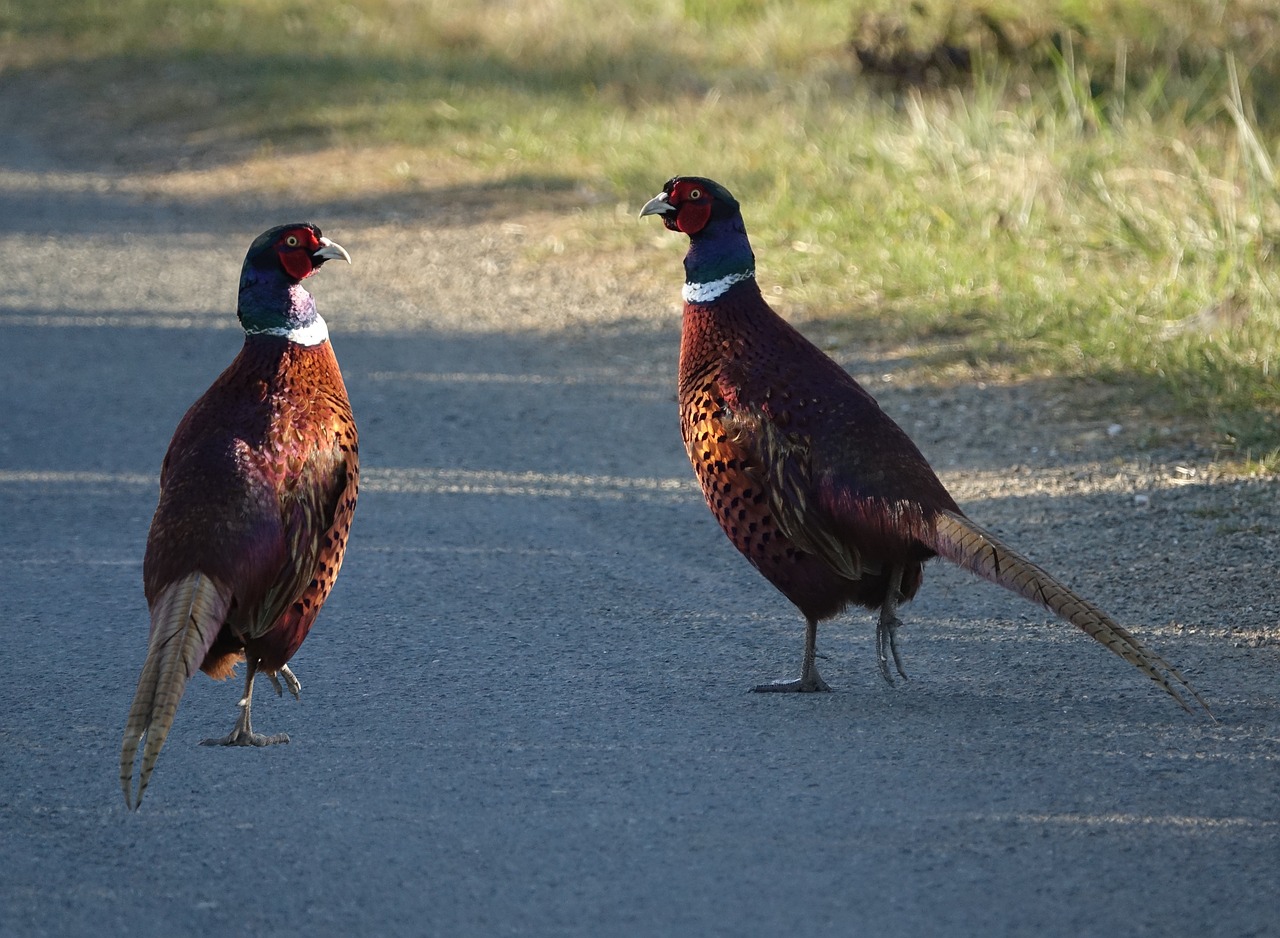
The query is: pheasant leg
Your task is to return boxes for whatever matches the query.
[201,661,290,747]
[877,565,910,684]
[753,616,832,692]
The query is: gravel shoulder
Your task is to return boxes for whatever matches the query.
[1,92,1277,937]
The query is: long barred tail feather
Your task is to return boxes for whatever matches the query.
[119,573,233,809]
[929,509,1212,717]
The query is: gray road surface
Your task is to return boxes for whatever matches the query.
[1,122,1278,937]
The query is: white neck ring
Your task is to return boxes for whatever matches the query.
[682,271,754,303]
[247,315,330,346]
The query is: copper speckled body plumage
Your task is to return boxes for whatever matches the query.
[644,176,1210,713]
[145,336,359,678]
[120,223,358,809]
[679,282,955,624]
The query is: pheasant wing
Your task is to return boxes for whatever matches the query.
[245,437,353,642]
[721,402,873,582]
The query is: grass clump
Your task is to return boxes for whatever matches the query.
[2,0,1280,457]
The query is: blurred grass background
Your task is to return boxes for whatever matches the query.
[3,0,1280,461]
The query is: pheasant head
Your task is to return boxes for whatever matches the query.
[237,223,351,344]
[641,176,756,304]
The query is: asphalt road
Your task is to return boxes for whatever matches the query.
[1,120,1278,937]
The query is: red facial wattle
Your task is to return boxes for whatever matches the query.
[279,249,314,281]
[675,201,712,235]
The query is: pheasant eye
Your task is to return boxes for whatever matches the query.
[689,188,702,200]
[285,235,300,247]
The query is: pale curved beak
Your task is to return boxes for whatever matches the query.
[639,192,674,218]
[313,237,352,265]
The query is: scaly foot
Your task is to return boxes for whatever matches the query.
[266,664,301,700]
[877,569,911,685]
[755,617,833,692]
[200,661,290,746]
[752,669,832,693]
[876,611,910,685]
[200,728,289,747]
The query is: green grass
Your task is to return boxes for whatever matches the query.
[4,0,1280,458]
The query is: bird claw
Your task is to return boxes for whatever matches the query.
[877,612,910,685]
[755,617,834,692]
[751,673,832,693]
[200,664,292,747]
[200,730,289,747]
[267,664,302,700]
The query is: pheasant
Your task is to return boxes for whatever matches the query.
[641,176,1209,714]
[120,223,360,809]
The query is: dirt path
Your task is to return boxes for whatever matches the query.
[1,93,1277,937]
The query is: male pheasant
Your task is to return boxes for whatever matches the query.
[120,223,360,809]
[642,176,1209,714]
